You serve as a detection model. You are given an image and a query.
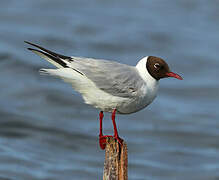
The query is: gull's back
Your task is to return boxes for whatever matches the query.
[68,57,145,98]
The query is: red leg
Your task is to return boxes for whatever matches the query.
[99,111,109,150]
[98,109,123,150]
[111,109,123,146]
[99,111,104,137]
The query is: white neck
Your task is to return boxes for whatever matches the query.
[136,56,159,89]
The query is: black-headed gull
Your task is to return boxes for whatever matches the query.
[25,41,182,149]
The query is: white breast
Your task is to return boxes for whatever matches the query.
[116,57,159,114]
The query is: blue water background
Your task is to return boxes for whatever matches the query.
[0,0,219,179]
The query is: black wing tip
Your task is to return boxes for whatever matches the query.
[27,48,42,54]
[24,41,40,47]
[24,41,35,46]
[27,47,35,51]
[24,40,71,60]
[25,41,84,75]
[28,47,69,68]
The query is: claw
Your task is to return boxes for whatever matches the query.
[99,135,111,150]
[99,135,123,150]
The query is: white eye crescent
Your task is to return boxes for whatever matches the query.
[154,63,160,69]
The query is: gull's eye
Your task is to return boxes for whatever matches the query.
[154,63,160,69]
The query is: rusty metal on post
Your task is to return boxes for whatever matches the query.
[103,137,128,180]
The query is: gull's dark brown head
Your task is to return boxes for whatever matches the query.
[146,56,183,80]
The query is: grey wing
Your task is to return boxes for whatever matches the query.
[69,57,144,98]
[24,41,143,97]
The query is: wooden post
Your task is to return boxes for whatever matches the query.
[103,137,128,180]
